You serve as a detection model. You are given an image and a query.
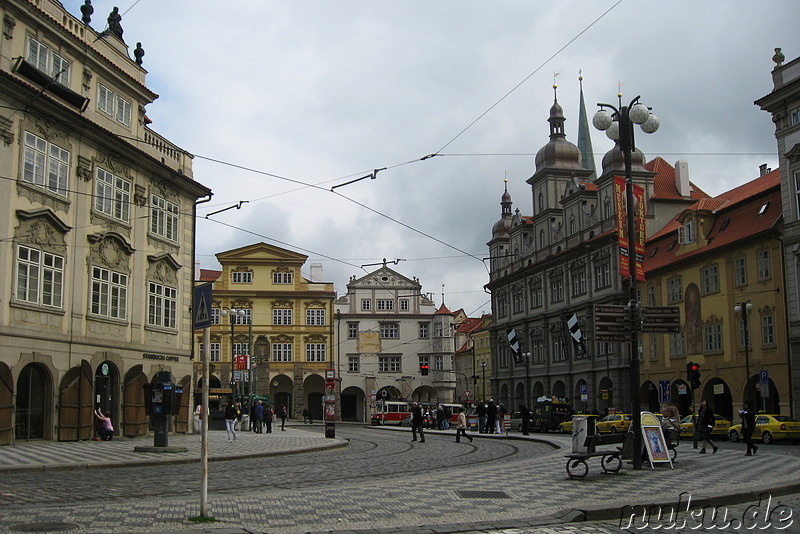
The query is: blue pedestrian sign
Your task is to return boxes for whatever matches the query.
[658,380,671,403]
[193,283,213,330]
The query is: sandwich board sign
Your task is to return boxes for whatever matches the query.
[640,411,673,470]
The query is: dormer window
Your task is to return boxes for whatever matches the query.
[719,218,730,231]
[98,83,132,126]
[758,202,769,216]
[677,219,695,244]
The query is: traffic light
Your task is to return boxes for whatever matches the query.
[420,363,429,376]
[686,361,694,382]
[690,362,701,389]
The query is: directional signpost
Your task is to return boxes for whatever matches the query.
[640,306,681,333]
[593,305,629,342]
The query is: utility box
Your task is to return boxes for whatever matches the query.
[142,372,181,447]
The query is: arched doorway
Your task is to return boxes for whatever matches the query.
[532,381,544,400]
[552,380,566,399]
[671,379,692,417]
[377,385,402,401]
[0,362,12,445]
[411,385,437,403]
[304,374,325,421]
[16,363,52,440]
[271,374,293,418]
[95,361,119,422]
[598,376,613,413]
[58,360,93,441]
[195,375,223,411]
[514,382,525,412]
[341,386,365,422]
[123,366,147,437]
[702,378,733,421]
[499,383,509,408]
[640,381,659,413]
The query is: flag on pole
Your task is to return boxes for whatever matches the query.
[566,313,587,357]
[506,328,523,365]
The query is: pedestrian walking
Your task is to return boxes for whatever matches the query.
[442,405,452,430]
[194,404,203,434]
[740,400,758,456]
[302,408,309,424]
[520,404,531,435]
[253,400,265,433]
[455,407,473,443]
[476,401,487,434]
[495,402,506,434]
[410,401,425,442]
[697,399,718,454]
[265,404,274,433]
[280,405,288,431]
[224,401,238,442]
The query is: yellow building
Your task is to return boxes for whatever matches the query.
[197,243,335,421]
[643,169,789,420]
[0,0,210,443]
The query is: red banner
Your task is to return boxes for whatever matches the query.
[633,183,646,282]
[614,176,629,277]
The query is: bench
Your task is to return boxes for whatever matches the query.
[564,432,628,479]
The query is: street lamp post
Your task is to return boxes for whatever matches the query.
[594,94,659,471]
[221,307,246,404]
[734,301,754,405]
[481,361,487,401]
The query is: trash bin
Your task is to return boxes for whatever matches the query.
[325,422,335,438]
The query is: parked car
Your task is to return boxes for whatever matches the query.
[728,414,800,444]
[679,414,731,439]
[558,414,598,433]
[595,413,632,434]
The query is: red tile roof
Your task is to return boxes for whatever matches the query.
[435,303,454,315]
[199,269,222,282]
[456,317,484,333]
[646,157,710,200]
[645,170,781,273]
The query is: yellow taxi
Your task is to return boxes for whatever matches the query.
[679,414,731,438]
[728,414,800,444]
[595,413,632,434]
[558,414,598,433]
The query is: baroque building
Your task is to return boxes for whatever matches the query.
[197,243,335,421]
[334,264,456,422]
[486,85,706,415]
[755,49,800,417]
[642,168,788,419]
[0,0,211,443]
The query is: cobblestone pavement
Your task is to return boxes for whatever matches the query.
[0,425,798,533]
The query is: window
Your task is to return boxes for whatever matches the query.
[16,245,64,308]
[306,343,326,362]
[551,335,565,361]
[758,202,769,216]
[150,194,179,241]
[91,266,127,319]
[23,132,69,197]
[200,343,221,362]
[757,250,771,280]
[27,37,70,84]
[273,271,292,284]
[233,342,249,356]
[512,288,523,313]
[678,219,695,244]
[594,262,611,290]
[148,282,177,329]
[700,264,719,294]
[531,341,544,363]
[530,283,543,308]
[434,354,444,371]
[735,257,747,286]
[669,331,685,357]
[761,315,775,346]
[380,322,399,338]
[434,323,443,337]
[231,271,252,284]
[97,83,131,126]
[348,355,360,373]
[361,299,371,311]
[550,277,564,303]
[347,322,359,339]
[211,307,220,325]
[571,270,586,297]
[790,108,800,127]
[306,309,325,325]
[399,299,409,311]
[703,324,723,353]
[379,356,401,372]
[419,355,429,370]
[376,299,394,311]
[94,168,130,222]
[233,309,251,325]
[418,322,429,339]
[496,293,508,317]
[646,285,656,307]
[273,308,292,325]
[272,343,292,362]
[795,171,800,219]
[667,277,683,304]
[649,335,658,361]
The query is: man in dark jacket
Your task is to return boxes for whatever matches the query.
[476,401,487,433]
[487,400,498,434]
[253,400,265,433]
[411,402,425,442]
[520,404,531,435]
[697,399,718,454]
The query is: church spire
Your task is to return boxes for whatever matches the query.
[576,72,597,179]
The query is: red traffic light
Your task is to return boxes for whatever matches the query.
[691,363,700,372]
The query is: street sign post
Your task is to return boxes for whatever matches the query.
[640,306,680,333]
[593,305,630,342]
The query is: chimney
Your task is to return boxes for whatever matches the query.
[759,163,771,176]
[674,160,691,197]
[310,263,323,282]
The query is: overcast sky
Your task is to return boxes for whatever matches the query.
[65,1,800,317]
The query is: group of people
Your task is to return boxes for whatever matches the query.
[420,405,452,430]
[409,402,472,443]
[475,399,507,434]
[194,401,289,442]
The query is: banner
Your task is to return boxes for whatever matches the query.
[506,328,522,365]
[566,313,587,357]
[614,176,629,278]
[634,183,646,282]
